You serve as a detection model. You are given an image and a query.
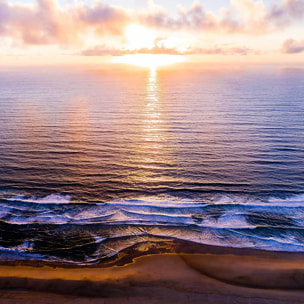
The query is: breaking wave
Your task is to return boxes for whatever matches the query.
[1,191,304,263]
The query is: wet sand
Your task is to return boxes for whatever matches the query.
[1,243,304,303]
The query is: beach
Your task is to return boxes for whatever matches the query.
[1,66,304,303]
[1,0,304,302]
[1,243,304,303]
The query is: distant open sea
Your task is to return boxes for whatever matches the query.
[0,66,304,264]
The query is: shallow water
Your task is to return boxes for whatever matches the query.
[0,67,304,263]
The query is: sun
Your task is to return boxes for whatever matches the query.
[114,54,185,69]
[113,24,185,69]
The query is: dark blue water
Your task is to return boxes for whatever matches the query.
[0,67,304,263]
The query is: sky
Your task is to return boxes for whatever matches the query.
[1,0,304,67]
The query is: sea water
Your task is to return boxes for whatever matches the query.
[0,66,304,263]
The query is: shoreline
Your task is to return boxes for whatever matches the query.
[0,239,304,269]
[1,241,304,303]
[2,239,304,268]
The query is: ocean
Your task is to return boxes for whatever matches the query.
[0,66,304,264]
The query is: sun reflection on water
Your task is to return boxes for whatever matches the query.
[123,68,179,185]
[142,68,164,149]
[136,68,178,184]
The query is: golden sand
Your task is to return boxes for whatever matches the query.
[1,250,304,303]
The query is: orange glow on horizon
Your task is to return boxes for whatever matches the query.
[111,24,186,69]
[113,54,185,69]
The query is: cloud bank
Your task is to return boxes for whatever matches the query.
[141,0,304,34]
[81,44,255,56]
[0,0,303,53]
[0,0,129,45]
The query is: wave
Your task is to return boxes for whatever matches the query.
[1,190,304,263]
[0,191,304,227]
[212,194,304,207]
[0,191,71,205]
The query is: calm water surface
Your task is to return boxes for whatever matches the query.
[0,67,304,263]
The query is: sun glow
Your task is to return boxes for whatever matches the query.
[113,24,185,69]
[125,24,155,50]
[114,54,185,69]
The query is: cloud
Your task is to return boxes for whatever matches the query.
[0,0,80,45]
[81,45,128,56]
[81,44,179,56]
[282,38,304,54]
[140,0,304,34]
[0,0,303,48]
[140,2,218,32]
[81,44,256,56]
[0,0,129,46]
[269,0,304,27]
[77,2,129,36]
[185,46,255,55]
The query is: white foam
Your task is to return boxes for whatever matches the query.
[213,194,304,208]
[7,214,70,225]
[107,194,304,210]
[92,236,107,243]
[1,192,304,229]
[5,193,71,205]
[15,241,34,251]
[104,196,206,208]
[200,214,255,229]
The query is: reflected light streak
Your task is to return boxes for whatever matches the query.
[143,68,162,144]
[125,68,177,184]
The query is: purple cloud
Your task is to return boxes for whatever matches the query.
[140,0,304,34]
[282,39,304,54]
[0,0,303,47]
[269,0,304,27]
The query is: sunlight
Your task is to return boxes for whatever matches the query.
[113,54,185,69]
[125,24,155,50]
[115,24,186,69]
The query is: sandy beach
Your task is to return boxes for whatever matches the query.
[1,243,304,303]
[2,0,304,301]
